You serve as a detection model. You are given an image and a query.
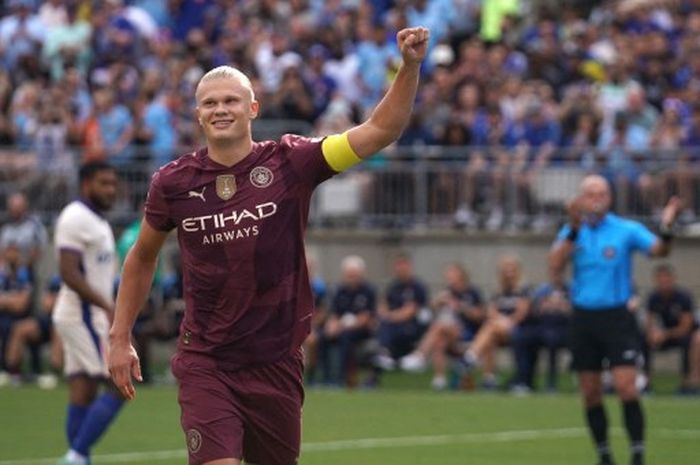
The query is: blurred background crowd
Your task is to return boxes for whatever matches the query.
[1,0,700,229]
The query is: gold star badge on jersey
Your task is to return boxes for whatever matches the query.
[216,175,236,200]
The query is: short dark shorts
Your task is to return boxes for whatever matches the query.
[172,349,305,465]
[571,307,641,371]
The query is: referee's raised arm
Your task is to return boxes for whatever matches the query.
[649,196,682,257]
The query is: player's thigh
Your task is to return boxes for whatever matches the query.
[239,353,305,465]
[53,318,109,378]
[604,310,640,368]
[171,354,245,465]
[578,371,604,406]
[570,312,605,371]
[611,365,638,400]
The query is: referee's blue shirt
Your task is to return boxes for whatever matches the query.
[555,213,657,310]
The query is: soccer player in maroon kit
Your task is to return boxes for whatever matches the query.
[108,27,429,465]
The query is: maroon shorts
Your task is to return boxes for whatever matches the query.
[171,350,305,465]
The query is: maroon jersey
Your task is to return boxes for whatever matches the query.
[145,135,336,370]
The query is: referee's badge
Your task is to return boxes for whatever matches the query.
[603,246,616,259]
[216,175,236,200]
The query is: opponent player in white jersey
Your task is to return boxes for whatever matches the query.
[52,161,125,465]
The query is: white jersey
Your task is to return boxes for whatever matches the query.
[52,200,116,322]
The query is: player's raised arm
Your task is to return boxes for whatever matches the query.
[346,27,429,159]
[108,220,168,400]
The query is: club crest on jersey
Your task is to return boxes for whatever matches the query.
[186,429,202,453]
[216,175,236,200]
[250,166,274,188]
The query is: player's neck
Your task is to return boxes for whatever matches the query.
[207,137,253,167]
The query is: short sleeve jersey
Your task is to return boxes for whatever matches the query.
[52,201,116,322]
[144,135,338,369]
[556,213,656,310]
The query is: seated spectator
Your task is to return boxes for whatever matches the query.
[643,264,700,394]
[319,255,376,387]
[4,274,62,386]
[0,192,48,279]
[511,270,571,392]
[399,263,484,390]
[0,243,33,381]
[461,255,531,390]
[376,253,429,369]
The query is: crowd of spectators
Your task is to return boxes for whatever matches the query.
[2,0,700,228]
[0,192,698,394]
[303,251,700,395]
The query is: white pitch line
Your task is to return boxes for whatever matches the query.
[0,427,696,465]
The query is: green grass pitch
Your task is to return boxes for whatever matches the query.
[1,374,698,465]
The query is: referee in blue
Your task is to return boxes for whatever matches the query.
[550,175,681,465]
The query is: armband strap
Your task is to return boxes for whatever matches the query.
[566,227,579,242]
[658,223,674,243]
[321,132,362,172]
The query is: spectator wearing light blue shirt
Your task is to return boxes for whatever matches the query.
[549,175,682,465]
[93,87,134,167]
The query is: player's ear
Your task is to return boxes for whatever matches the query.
[249,100,259,120]
[194,107,203,126]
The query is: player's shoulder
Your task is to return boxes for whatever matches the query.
[57,201,91,225]
[607,213,648,232]
[152,149,207,188]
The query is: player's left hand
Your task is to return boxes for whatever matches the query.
[397,27,430,65]
[661,196,682,227]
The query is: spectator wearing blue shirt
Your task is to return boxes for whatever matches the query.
[643,264,700,394]
[0,243,33,379]
[320,256,377,387]
[93,87,134,167]
[549,175,682,465]
[461,255,532,390]
[377,254,429,364]
[400,263,484,390]
[511,271,571,392]
[356,22,398,111]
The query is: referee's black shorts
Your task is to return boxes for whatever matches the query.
[570,307,641,371]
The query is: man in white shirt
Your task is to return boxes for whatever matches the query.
[52,161,124,465]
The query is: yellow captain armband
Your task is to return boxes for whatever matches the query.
[321,132,362,173]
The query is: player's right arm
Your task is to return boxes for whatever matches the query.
[108,220,168,400]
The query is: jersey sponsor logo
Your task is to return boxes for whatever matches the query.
[186,428,202,454]
[216,175,236,200]
[250,166,274,188]
[622,349,637,360]
[182,202,277,232]
[188,187,207,202]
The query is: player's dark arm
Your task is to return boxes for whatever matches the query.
[665,313,694,340]
[389,301,418,323]
[354,310,373,330]
[59,250,113,313]
[110,220,168,342]
[460,301,485,324]
[346,27,429,158]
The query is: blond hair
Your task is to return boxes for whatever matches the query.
[196,66,256,101]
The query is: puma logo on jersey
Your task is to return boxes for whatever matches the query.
[188,187,206,202]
